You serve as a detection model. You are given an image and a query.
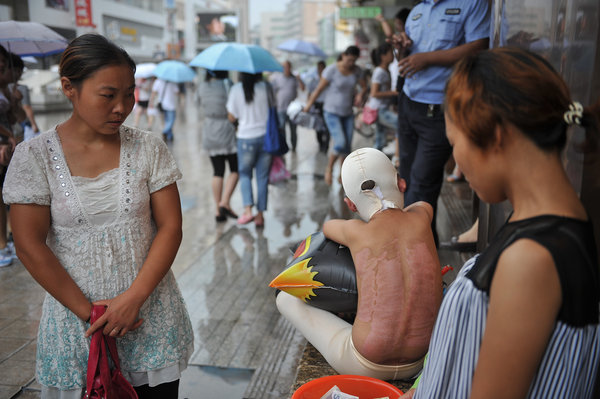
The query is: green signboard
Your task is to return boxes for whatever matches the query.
[339,6,382,19]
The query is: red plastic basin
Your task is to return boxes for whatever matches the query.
[292,374,404,399]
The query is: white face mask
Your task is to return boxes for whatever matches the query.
[341,147,404,221]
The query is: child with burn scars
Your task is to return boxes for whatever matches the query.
[276,147,442,380]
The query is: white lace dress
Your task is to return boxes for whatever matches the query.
[3,126,194,397]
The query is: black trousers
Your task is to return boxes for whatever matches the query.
[134,379,179,399]
[314,102,330,152]
[397,92,452,243]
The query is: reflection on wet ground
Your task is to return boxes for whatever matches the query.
[180,365,253,399]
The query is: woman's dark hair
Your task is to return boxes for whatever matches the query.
[59,33,135,88]
[8,52,24,71]
[395,8,410,25]
[240,72,262,103]
[445,47,599,152]
[371,43,392,66]
[343,45,360,58]
[0,45,7,63]
[205,69,229,82]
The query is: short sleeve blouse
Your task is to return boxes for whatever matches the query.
[2,126,193,391]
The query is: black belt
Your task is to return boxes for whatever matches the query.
[402,92,442,117]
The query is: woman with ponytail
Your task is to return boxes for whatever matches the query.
[406,47,600,399]
[365,43,398,151]
[226,72,271,227]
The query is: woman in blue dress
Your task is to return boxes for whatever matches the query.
[406,47,600,398]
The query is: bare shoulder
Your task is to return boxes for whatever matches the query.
[403,201,434,222]
[492,238,561,304]
[498,238,556,276]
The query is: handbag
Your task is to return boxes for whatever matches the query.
[263,83,289,156]
[362,106,378,125]
[86,305,139,399]
[269,155,291,184]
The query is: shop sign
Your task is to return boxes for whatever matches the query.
[75,0,95,27]
[339,6,382,20]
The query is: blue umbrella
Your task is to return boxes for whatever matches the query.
[153,60,196,83]
[189,43,282,73]
[277,39,326,58]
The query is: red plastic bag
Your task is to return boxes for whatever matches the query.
[86,305,138,399]
[362,106,378,125]
[269,156,291,184]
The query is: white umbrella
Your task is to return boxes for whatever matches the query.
[21,56,38,64]
[0,21,68,57]
[134,63,157,79]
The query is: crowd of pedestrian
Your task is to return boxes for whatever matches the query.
[1,2,600,398]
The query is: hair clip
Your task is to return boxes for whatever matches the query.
[563,101,583,126]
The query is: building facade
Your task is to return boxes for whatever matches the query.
[258,0,337,60]
[0,0,248,62]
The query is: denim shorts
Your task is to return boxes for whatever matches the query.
[323,111,354,155]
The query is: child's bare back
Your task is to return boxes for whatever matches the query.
[276,147,444,379]
[324,202,442,366]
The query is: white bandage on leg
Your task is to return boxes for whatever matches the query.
[276,292,424,380]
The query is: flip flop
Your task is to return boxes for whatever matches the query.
[219,206,238,219]
[237,213,255,225]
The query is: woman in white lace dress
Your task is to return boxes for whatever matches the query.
[2,34,193,399]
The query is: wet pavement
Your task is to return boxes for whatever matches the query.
[0,89,474,399]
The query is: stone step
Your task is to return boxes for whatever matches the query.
[243,314,306,399]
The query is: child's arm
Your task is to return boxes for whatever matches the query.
[323,219,364,247]
[86,182,182,337]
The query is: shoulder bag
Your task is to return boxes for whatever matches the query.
[263,82,288,156]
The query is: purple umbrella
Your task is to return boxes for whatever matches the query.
[277,39,327,58]
[0,21,68,57]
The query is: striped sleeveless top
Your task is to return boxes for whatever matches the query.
[415,215,600,398]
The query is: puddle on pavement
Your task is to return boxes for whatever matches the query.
[180,365,254,399]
